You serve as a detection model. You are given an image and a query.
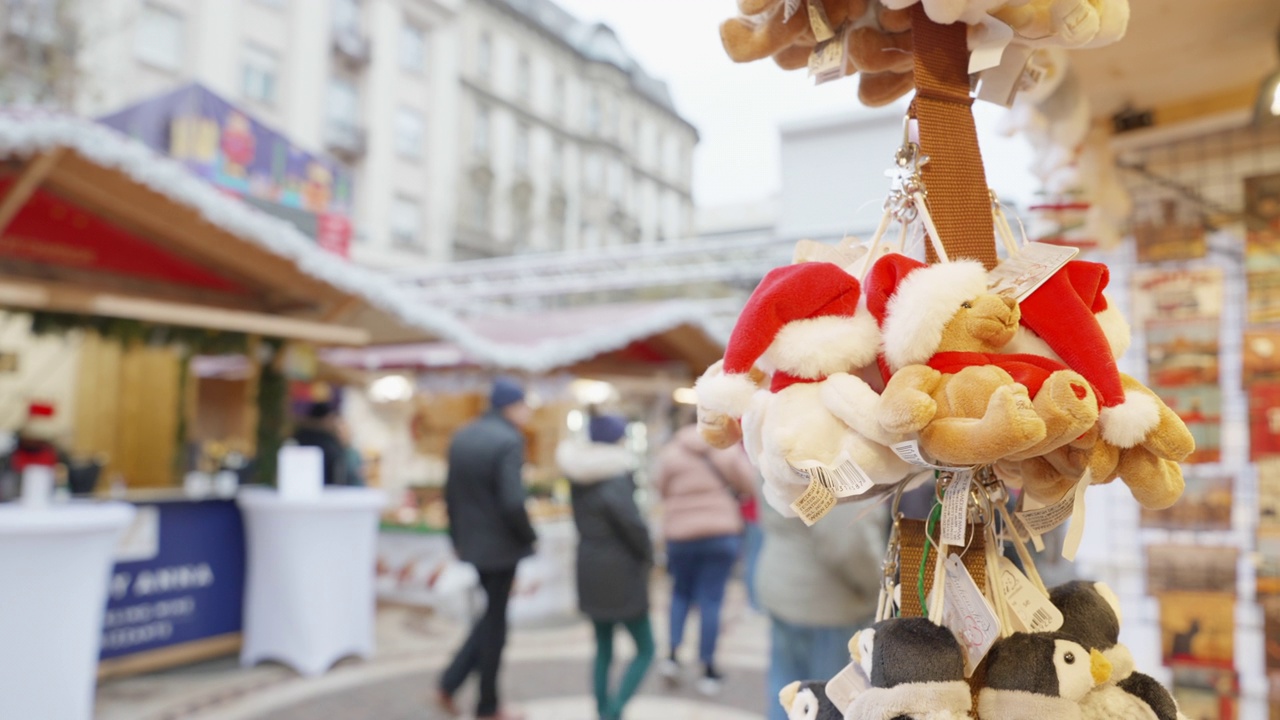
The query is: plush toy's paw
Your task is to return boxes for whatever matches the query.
[1006,370,1099,461]
[720,3,811,63]
[1139,402,1195,463]
[878,365,942,435]
[772,42,813,70]
[858,70,915,106]
[922,385,1047,466]
[821,372,901,446]
[1112,446,1185,510]
[1015,454,1079,505]
[846,26,915,74]
[980,384,1047,448]
[697,406,743,450]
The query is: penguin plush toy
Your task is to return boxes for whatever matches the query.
[1050,581,1183,720]
[978,632,1111,720]
[845,617,973,719]
[779,680,842,720]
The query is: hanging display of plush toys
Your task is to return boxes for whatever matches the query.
[699,1,1195,717]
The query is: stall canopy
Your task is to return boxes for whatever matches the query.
[323,300,725,377]
[0,112,478,347]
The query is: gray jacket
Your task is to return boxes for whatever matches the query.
[444,411,537,572]
[757,490,887,628]
[558,439,652,622]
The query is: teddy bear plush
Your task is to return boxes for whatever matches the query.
[863,254,1099,467]
[695,359,768,450]
[695,261,912,516]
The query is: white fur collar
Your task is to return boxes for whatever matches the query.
[978,687,1081,720]
[846,681,972,719]
[555,439,636,483]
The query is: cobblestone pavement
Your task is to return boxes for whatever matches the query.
[95,577,769,720]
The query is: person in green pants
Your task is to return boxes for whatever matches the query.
[556,412,655,720]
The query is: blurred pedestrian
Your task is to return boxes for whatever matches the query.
[335,417,366,486]
[740,491,763,611]
[291,402,346,485]
[437,378,537,720]
[651,423,756,695]
[758,495,886,720]
[557,412,654,720]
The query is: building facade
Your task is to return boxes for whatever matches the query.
[1,0,695,268]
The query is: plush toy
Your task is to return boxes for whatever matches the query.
[779,680,842,720]
[1050,581,1184,720]
[718,0,1131,109]
[695,360,767,449]
[978,632,1111,720]
[845,617,973,719]
[864,255,1099,467]
[695,262,911,516]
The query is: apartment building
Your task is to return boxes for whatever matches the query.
[1,0,696,268]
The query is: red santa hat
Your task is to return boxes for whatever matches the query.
[22,401,59,441]
[864,254,991,372]
[695,262,879,418]
[1015,260,1158,447]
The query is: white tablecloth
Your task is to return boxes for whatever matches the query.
[237,486,387,676]
[0,501,135,720]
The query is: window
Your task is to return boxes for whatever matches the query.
[395,107,424,159]
[241,44,279,104]
[255,0,286,8]
[584,153,602,191]
[391,196,422,248]
[134,4,184,71]
[400,22,426,72]
[473,104,489,157]
[550,139,563,182]
[516,52,531,100]
[327,78,359,131]
[477,32,491,80]
[471,186,490,229]
[553,73,565,116]
[586,91,600,134]
[515,123,529,173]
[607,159,624,202]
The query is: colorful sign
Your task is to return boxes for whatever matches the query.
[101,499,246,660]
[98,83,354,258]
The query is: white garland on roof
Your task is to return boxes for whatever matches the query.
[0,111,724,373]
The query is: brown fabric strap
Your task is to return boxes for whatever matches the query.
[909,5,997,269]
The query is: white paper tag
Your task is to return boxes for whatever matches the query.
[825,661,869,710]
[941,554,1000,677]
[968,16,1014,74]
[987,241,1080,301]
[1015,469,1091,561]
[783,0,803,23]
[1061,469,1091,562]
[890,439,969,471]
[997,556,1063,633]
[808,30,847,85]
[1015,482,1077,536]
[977,44,1035,107]
[791,452,875,498]
[806,0,835,41]
[940,471,973,547]
[789,479,837,526]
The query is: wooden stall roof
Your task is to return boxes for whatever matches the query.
[322,300,726,378]
[0,112,478,347]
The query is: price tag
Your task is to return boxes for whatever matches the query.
[987,241,1079,301]
[940,471,972,547]
[997,556,1063,633]
[806,0,835,41]
[941,554,1000,677]
[1015,469,1091,561]
[807,30,847,85]
[824,661,869,711]
[790,452,875,499]
[890,440,969,471]
[790,479,837,526]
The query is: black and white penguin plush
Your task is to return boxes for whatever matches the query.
[779,680,842,720]
[1050,581,1183,720]
[845,617,972,720]
[977,632,1111,720]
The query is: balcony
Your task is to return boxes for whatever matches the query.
[331,28,370,68]
[325,120,367,161]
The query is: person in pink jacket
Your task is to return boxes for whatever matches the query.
[651,423,757,696]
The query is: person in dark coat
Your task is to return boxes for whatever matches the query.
[291,402,347,485]
[437,378,537,720]
[556,413,654,720]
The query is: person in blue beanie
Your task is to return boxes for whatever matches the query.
[438,377,537,720]
[557,412,654,720]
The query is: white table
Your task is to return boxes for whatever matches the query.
[0,501,135,720]
[237,486,387,676]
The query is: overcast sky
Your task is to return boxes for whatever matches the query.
[553,0,1037,211]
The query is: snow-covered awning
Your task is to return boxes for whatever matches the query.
[322,300,726,376]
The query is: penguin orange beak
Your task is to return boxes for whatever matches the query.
[1090,648,1113,685]
[779,681,800,710]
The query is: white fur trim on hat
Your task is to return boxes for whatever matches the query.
[882,260,989,371]
[695,371,760,419]
[761,312,880,378]
[1098,391,1161,448]
[1094,304,1131,359]
[848,681,972,720]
